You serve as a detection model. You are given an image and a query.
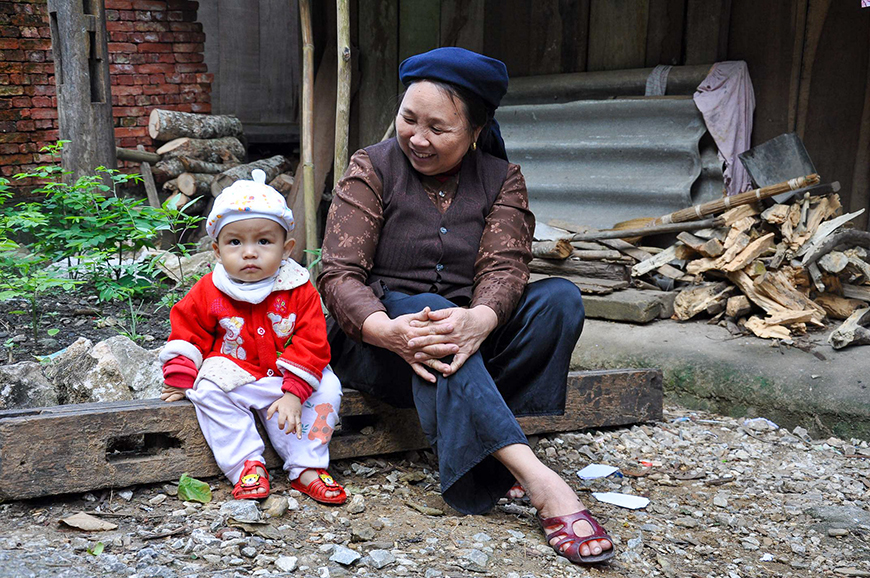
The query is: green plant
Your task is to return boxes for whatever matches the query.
[109,293,150,344]
[0,142,203,306]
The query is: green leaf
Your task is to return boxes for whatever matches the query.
[177,473,212,503]
[87,542,104,556]
[46,328,60,336]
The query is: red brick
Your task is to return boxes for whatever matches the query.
[119,10,136,20]
[135,10,153,21]
[116,74,134,85]
[0,85,23,97]
[148,74,165,84]
[20,39,50,51]
[133,1,167,9]
[28,84,54,96]
[195,73,212,84]
[0,154,34,165]
[143,83,178,95]
[0,49,25,61]
[133,22,163,32]
[169,22,198,32]
[112,106,146,117]
[29,108,56,120]
[11,96,30,107]
[174,53,203,63]
[26,51,45,62]
[0,110,21,121]
[132,74,150,85]
[31,95,51,107]
[0,38,19,50]
[156,53,175,64]
[106,0,134,8]
[0,144,19,154]
[137,42,171,53]
[0,26,21,38]
[106,20,134,32]
[114,126,146,138]
[109,32,129,42]
[0,132,28,144]
[34,119,52,129]
[108,42,138,53]
[137,63,175,74]
[110,64,136,74]
[112,85,143,96]
[172,42,202,53]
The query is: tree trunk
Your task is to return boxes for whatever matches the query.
[177,172,214,198]
[211,156,292,197]
[148,109,244,141]
[151,158,186,182]
[156,136,246,164]
[178,156,237,174]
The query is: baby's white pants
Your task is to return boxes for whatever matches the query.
[186,367,342,484]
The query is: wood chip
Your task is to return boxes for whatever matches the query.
[60,512,118,532]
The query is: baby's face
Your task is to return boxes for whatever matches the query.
[213,218,292,282]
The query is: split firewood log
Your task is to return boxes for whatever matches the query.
[531,239,573,260]
[149,109,244,141]
[828,307,870,350]
[179,156,238,174]
[722,233,775,272]
[211,156,292,197]
[177,172,214,198]
[162,177,180,196]
[269,174,296,195]
[156,136,246,165]
[673,282,734,321]
[760,204,790,225]
[843,284,870,302]
[818,251,850,274]
[726,295,753,318]
[813,293,864,320]
[744,316,791,340]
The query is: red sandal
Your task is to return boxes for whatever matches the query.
[290,468,347,505]
[537,509,615,564]
[232,460,270,500]
[505,481,526,500]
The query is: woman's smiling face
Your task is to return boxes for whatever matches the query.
[395,81,481,176]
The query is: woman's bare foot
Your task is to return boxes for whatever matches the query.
[523,467,612,558]
[297,468,342,500]
[494,445,612,560]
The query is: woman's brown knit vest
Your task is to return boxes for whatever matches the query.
[365,138,509,303]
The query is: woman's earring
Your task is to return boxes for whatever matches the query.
[471,142,477,151]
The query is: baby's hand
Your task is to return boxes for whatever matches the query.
[267,393,303,438]
[160,385,187,403]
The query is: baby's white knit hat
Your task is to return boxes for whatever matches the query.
[206,169,295,239]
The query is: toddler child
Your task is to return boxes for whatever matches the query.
[160,169,345,504]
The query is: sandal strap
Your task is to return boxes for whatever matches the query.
[537,510,612,544]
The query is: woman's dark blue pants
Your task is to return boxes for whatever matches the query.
[327,278,584,514]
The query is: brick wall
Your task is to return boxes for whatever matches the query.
[0,0,212,181]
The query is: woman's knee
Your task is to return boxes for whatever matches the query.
[528,277,585,325]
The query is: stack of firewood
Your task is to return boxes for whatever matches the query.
[531,177,870,348]
[147,109,294,213]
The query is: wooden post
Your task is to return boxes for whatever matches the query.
[300,0,317,267]
[46,0,116,182]
[334,0,351,188]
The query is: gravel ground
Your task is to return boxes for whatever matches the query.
[1,405,868,578]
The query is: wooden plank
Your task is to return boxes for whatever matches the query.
[398,0,440,62]
[218,3,260,131]
[259,0,300,126]
[645,0,685,67]
[529,0,563,75]
[559,0,590,73]
[483,0,532,76]
[358,0,398,148]
[529,257,631,281]
[684,0,731,65]
[587,0,649,72]
[0,370,662,501]
[529,273,629,295]
[440,0,485,52]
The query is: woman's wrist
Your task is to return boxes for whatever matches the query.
[361,311,393,348]
[469,305,498,336]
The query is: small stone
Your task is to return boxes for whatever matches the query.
[118,490,134,501]
[148,494,167,505]
[262,495,289,518]
[472,532,491,542]
[219,499,261,523]
[425,570,443,578]
[329,544,362,566]
[275,556,298,572]
[713,495,728,508]
[459,549,489,572]
[241,546,257,558]
[367,549,395,569]
[828,528,849,537]
[347,494,365,514]
[351,523,376,542]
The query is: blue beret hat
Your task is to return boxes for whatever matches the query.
[399,47,509,110]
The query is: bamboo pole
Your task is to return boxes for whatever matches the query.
[649,174,820,227]
[334,0,351,188]
[569,217,723,242]
[299,0,316,267]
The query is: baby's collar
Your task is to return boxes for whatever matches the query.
[273,259,310,291]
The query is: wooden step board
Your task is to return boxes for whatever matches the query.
[0,369,661,501]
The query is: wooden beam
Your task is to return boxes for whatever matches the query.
[0,370,662,501]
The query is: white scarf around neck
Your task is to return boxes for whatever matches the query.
[212,262,279,304]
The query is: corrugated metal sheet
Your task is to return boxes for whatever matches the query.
[497,96,724,230]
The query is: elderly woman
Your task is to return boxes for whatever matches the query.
[319,47,614,565]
